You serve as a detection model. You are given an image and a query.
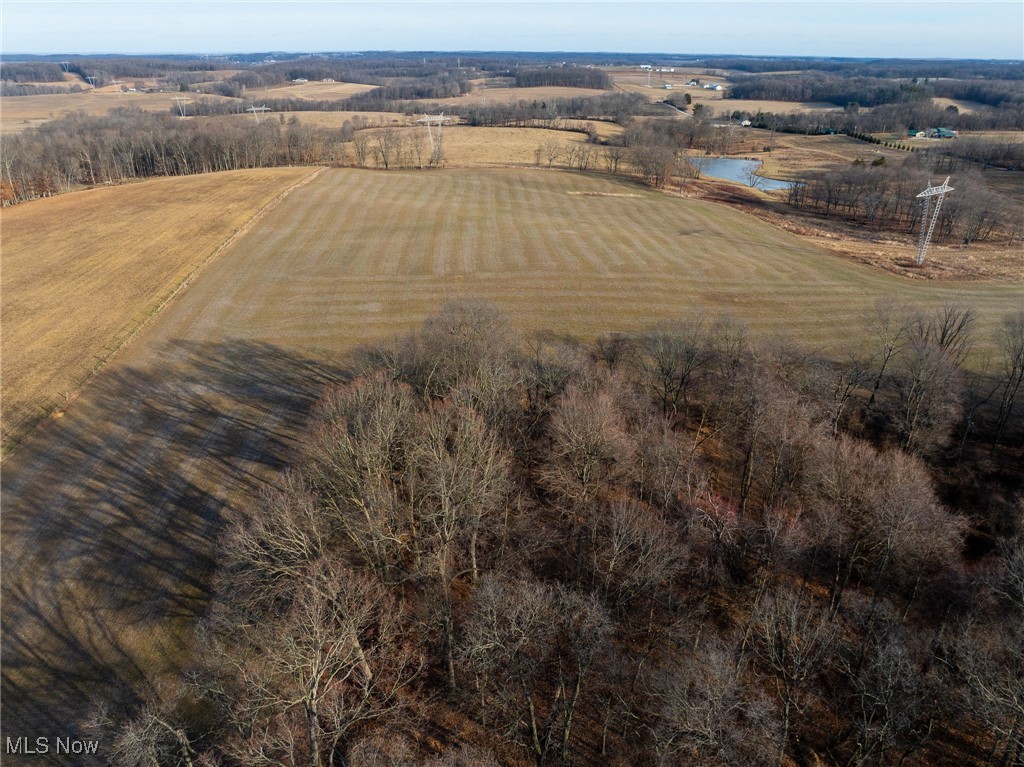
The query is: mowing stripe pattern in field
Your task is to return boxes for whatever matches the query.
[130,168,1022,356]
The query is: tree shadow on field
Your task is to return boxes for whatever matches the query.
[0,339,342,764]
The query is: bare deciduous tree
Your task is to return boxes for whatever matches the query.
[638,317,712,421]
[654,637,776,767]
[541,383,636,509]
[894,334,963,455]
[866,297,912,410]
[303,376,419,583]
[412,402,512,688]
[372,125,404,170]
[751,584,838,767]
[457,575,610,767]
[994,310,1024,447]
[221,473,327,610]
[214,563,421,767]
[591,500,680,610]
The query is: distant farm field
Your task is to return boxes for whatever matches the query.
[434,126,589,166]
[423,85,609,106]
[356,125,592,167]
[0,167,318,448]
[931,97,990,114]
[244,80,378,100]
[0,91,237,132]
[750,133,912,179]
[706,99,843,115]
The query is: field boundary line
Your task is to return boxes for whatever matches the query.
[2,166,326,458]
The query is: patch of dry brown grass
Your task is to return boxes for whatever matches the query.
[420,85,609,106]
[749,133,911,179]
[439,126,589,166]
[705,99,843,115]
[0,167,319,449]
[245,80,378,100]
[931,97,989,114]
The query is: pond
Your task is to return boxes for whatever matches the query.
[689,157,797,191]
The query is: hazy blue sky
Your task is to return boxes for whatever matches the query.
[3,1,1022,59]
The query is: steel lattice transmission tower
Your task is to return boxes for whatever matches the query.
[246,105,270,123]
[417,112,451,166]
[915,176,954,265]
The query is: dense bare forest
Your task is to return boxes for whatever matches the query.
[727,73,1024,110]
[86,301,1024,767]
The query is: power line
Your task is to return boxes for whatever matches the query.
[915,176,954,266]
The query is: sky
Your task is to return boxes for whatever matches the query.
[2,1,1022,59]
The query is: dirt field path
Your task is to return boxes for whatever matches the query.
[2,168,1019,762]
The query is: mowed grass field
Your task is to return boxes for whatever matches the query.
[124,168,1022,356]
[0,166,319,449]
[432,126,590,166]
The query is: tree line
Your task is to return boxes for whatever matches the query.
[0,82,80,96]
[786,162,1021,245]
[452,93,652,127]
[0,109,351,204]
[741,100,1024,135]
[1,61,67,82]
[730,73,1024,111]
[703,57,1024,81]
[86,299,1024,767]
[340,75,474,109]
[728,73,934,108]
[513,67,611,89]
